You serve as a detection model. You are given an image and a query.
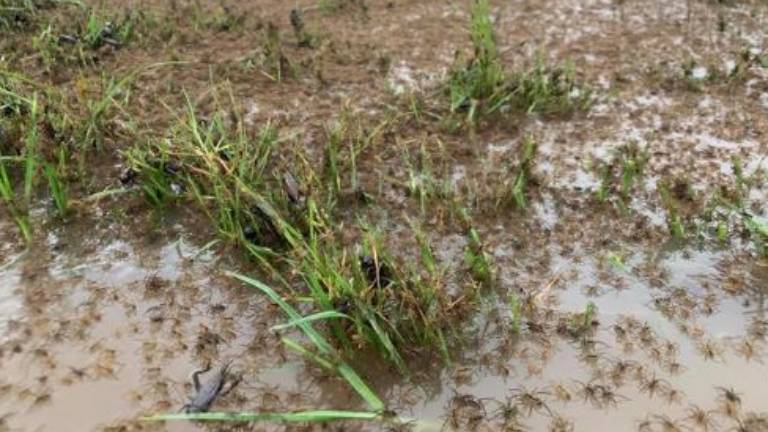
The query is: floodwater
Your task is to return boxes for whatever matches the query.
[2,211,768,431]
[3,0,768,431]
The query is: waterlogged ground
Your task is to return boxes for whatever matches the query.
[3,0,768,431]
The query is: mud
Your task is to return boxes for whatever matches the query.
[3,0,768,431]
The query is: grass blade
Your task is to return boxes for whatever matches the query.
[227,271,333,354]
[270,311,352,332]
[227,271,385,411]
[143,410,381,422]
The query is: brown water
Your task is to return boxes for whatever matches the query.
[1,216,767,431]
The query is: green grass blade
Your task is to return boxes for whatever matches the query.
[43,163,68,217]
[142,410,381,422]
[0,159,13,204]
[227,271,385,411]
[336,363,385,411]
[282,337,335,370]
[270,311,352,332]
[227,271,334,354]
[23,93,39,207]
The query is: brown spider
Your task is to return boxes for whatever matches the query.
[685,405,718,431]
[637,417,653,432]
[639,323,656,345]
[509,386,553,417]
[551,383,572,402]
[664,387,684,404]
[653,414,686,432]
[447,393,487,429]
[574,379,602,407]
[748,318,767,340]
[490,396,525,431]
[698,340,724,361]
[666,361,685,375]
[639,374,671,398]
[608,359,637,385]
[597,384,628,407]
[612,323,628,340]
[735,339,762,362]
[716,386,742,406]
[548,415,573,432]
[574,380,623,408]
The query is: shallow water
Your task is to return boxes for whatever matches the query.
[2,222,767,431]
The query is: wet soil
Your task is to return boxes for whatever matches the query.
[3,0,768,431]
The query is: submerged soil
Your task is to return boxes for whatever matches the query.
[2,0,768,431]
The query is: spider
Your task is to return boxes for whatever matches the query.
[597,384,628,407]
[653,414,686,432]
[698,340,724,361]
[490,396,525,431]
[639,374,671,398]
[735,340,762,362]
[548,415,573,432]
[608,359,637,385]
[716,386,742,406]
[574,380,608,407]
[664,387,684,404]
[685,405,718,431]
[509,387,553,417]
[666,361,685,375]
[551,383,572,402]
[447,393,487,429]
[637,417,653,432]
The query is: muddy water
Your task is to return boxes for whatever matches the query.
[405,246,768,431]
[2,219,767,431]
[0,223,287,431]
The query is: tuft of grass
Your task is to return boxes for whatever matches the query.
[447,0,504,123]
[594,142,648,205]
[43,162,67,217]
[508,293,522,334]
[447,1,589,125]
[122,95,468,371]
[257,23,295,82]
[510,135,537,210]
[228,271,384,411]
[465,227,492,286]
[658,180,686,239]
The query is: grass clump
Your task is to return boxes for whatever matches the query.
[0,0,57,30]
[447,0,589,125]
[125,98,460,370]
[700,157,768,257]
[594,142,649,205]
[658,179,687,239]
[124,98,285,247]
[493,135,538,210]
